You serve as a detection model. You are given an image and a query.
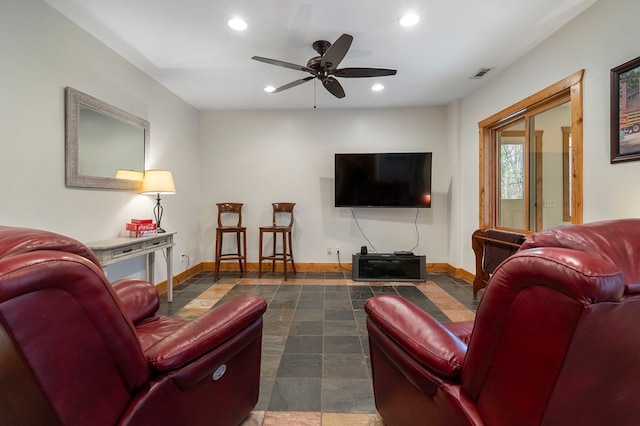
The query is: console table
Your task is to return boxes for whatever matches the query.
[87,232,176,302]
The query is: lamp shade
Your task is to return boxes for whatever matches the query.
[141,170,176,194]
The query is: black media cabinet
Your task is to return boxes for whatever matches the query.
[352,253,426,282]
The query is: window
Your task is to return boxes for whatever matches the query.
[500,142,524,200]
[479,71,584,233]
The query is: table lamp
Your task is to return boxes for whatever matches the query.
[141,170,176,233]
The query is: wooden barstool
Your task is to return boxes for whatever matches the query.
[214,202,247,281]
[259,202,296,280]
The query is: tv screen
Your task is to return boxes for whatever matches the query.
[334,152,432,208]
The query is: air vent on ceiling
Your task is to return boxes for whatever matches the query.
[469,68,494,79]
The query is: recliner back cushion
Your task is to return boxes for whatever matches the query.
[0,252,149,425]
[520,219,640,291]
[462,247,626,425]
[0,226,101,266]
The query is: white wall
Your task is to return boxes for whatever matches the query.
[199,107,451,264]
[446,100,464,270]
[0,0,201,282]
[453,0,640,273]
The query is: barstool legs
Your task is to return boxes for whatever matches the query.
[215,229,246,281]
[282,231,287,281]
[258,229,295,280]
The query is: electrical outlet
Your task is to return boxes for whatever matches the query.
[326,247,332,255]
[335,246,340,255]
[180,252,186,263]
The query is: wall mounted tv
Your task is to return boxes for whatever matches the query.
[334,152,432,208]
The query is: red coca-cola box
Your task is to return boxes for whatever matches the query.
[131,218,153,224]
[126,222,157,237]
[126,222,157,231]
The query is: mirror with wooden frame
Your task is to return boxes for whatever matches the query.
[65,87,149,190]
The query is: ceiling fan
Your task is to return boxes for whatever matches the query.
[251,33,397,99]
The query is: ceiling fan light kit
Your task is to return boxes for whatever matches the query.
[252,33,397,100]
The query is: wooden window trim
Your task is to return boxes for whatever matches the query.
[479,70,584,231]
[562,126,572,221]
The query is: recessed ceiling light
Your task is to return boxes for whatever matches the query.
[371,83,384,92]
[264,86,276,93]
[399,13,420,27]
[228,18,247,31]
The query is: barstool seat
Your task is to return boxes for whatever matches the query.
[214,202,247,281]
[259,202,296,280]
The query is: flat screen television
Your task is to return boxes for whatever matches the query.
[334,152,432,208]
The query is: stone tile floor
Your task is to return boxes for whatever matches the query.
[158,270,477,425]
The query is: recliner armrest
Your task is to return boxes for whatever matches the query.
[112,279,160,324]
[144,295,268,372]
[365,295,467,379]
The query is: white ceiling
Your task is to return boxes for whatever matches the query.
[44,0,596,111]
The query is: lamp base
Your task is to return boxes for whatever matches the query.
[153,194,166,234]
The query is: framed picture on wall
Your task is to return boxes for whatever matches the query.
[611,55,640,163]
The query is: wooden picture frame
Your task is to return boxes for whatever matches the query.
[611,56,640,163]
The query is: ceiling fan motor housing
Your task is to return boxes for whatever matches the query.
[307,56,322,72]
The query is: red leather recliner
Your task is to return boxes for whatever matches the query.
[365,219,640,426]
[0,226,267,426]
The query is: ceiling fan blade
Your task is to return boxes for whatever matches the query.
[272,76,315,93]
[251,56,315,75]
[334,68,398,78]
[322,77,345,99]
[321,33,353,70]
